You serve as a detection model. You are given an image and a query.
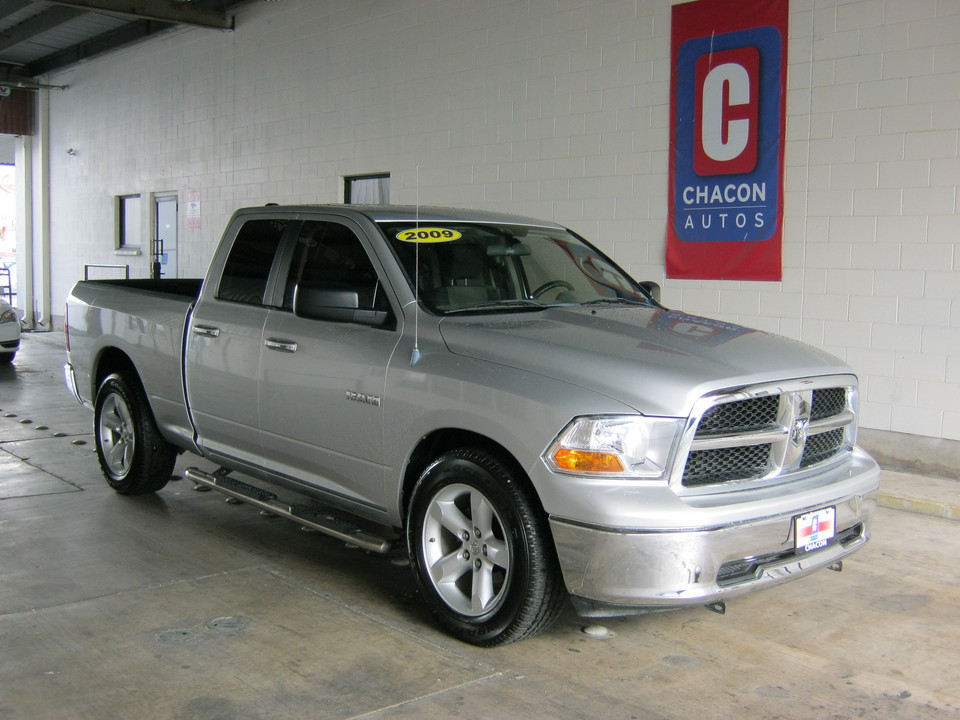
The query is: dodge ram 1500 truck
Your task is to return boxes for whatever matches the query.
[65,204,880,646]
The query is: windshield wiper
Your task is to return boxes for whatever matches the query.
[445,299,549,315]
[581,297,649,306]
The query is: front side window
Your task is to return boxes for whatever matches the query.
[217,219,289,305]
[283,220,390,314]
[379,222,653,315]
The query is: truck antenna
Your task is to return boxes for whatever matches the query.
[410,165,422,365]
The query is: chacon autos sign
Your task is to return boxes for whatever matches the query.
[666,0,788,281]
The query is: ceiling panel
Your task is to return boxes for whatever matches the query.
[0,1,250,82]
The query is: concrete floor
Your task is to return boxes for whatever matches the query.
[2,332,958,720]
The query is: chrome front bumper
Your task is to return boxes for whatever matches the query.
[551,462,879,617]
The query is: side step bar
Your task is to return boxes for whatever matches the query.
[184,466,394,555]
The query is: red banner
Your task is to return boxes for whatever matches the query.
[666,0,788,281]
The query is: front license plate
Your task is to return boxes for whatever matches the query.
[795,506,836,553]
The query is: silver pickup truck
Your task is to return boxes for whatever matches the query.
[65,204,879,646]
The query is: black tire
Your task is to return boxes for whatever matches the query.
[407,448,566,646]
[0,352,13,364]
[93,372,176,495]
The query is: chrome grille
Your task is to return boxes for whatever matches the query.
[811,387,846,420]
[678,379,856,490]
[696,395,779,436]
[800,428,845,467]
[683,444,771,487]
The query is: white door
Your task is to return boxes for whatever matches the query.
[154,195,178,279]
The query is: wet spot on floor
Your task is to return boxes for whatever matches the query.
[871,594,931,613]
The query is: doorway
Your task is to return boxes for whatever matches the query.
[0,163,16,303]
[153,194,178,279]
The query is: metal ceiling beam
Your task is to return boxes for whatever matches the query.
[28,0,233,30]
[0,5,85,52]
[24,16,167,75]
[0,0,31,19]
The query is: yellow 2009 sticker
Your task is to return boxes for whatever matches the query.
[395,228,462,243]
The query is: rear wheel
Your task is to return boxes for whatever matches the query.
[94,373,176,495]
[407,448,566,646]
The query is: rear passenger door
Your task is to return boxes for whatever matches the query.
[258,218,402,511]
[185,216,292,466]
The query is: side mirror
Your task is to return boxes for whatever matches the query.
[638,281,661,304]
[293,285,390,327]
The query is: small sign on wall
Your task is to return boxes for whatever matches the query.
[186,188,201,229]
[666,0,788,281]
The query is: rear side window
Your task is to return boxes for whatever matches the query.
[217,219,289,304]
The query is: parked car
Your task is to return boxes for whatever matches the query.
[64,204,879,646]
[0,297,20,363]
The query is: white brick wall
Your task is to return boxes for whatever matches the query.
[44,0,960,442]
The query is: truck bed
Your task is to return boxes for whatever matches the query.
[66,277,203,451]
[75,277,204,300]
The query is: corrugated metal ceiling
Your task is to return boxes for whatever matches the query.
[0,6,129,67]
[0,1,249,82]
[0,1,253,153]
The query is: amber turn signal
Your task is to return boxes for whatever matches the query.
[552,448,625,474]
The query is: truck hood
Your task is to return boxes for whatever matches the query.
[437,306,852,417]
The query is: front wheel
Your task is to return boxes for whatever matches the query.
[407,448,566,646]
[94,373,176,495]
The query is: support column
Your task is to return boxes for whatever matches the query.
[33,86,51,330]
[14,135,33,328]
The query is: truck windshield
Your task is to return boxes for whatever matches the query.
[379,221,655,315]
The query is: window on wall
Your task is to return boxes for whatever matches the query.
[345,173,390,204]
[117,195,141,248]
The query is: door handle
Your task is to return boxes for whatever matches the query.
[264,337,298,353]
[192,324,221,338]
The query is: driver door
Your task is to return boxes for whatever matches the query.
[257,218,402,512]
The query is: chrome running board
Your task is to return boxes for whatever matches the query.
[184,466,394,554]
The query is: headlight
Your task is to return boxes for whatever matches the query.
[544,415,683,479]
[0,308,17,324]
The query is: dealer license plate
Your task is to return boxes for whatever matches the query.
[795,506,836,554]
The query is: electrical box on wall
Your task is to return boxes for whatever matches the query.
[0,89,34,135]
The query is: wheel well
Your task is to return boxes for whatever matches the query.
[93,347,139,393]
[399,429,541,525]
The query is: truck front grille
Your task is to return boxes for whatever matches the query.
[800,428,845,467]
[683,444,771,487]
[679,379,856,490]
[811,387,847,420]
[695,395,780,436]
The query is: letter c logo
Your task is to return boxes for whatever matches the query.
[702,63,750,162]
[694,47,759,176]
